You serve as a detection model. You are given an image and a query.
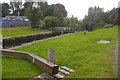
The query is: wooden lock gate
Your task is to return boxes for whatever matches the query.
[2,49,59,75]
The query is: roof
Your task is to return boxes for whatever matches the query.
[5,16,28,19]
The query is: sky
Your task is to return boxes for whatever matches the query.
[0,0,120,20]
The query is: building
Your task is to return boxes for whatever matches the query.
[1,16,30,27]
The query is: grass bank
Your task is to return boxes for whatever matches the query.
[2,55,43,78]
[2,27,49,38]
[3,26,118,78]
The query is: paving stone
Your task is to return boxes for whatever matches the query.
[61,66,74,72]
[37,75,42,78]
[54,73,64,79]
[32,66,74,80]
[97,40,110,44]
[59,68,70,75]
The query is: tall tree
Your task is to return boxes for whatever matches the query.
[68,15,82,30]
[2,3,10,17]
[83,6,105,29]
[44,3,67,26]
[37,1,49,19]
[106,8,119,25]
[44,16,60,28]
[53,4,67,26]
[63,16,82,30]
[0,3,2,17]
[10,0,22,16]
[118,8,120,25]
[25,2,42,29]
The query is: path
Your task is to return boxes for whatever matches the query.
[113,37,119,77]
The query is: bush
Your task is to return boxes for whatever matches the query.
[104,24,114,28]
[25,7,42,29]
[44,16,60,29]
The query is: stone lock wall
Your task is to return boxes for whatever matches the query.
[3,32,61,49]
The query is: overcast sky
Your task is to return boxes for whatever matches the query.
[0,0,120,20]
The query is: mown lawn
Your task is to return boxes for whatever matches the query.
[0,55,1,79]
[3,26,118,78]
[2,55,43,78]
[2,27,50,38]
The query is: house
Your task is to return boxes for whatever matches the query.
[1,16,30,27]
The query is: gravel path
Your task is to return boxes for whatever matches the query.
[118,37,120,77]
[112,37,119,77]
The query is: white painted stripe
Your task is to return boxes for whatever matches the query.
[33,58,34,62]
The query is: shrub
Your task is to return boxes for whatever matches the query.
[104,24,114,28]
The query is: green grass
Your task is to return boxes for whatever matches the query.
[2,55,43,78]
[0,55,1,79]
[3,26,118,78]
[2,27,50,38]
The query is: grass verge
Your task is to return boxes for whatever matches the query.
[3,26,118,78]
[2,27,49,38]
[2,55,43,78]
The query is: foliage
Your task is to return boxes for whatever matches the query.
[1,1,67,29]
[14,26,118,78]
[1,1,119,30]
[44,16,60,28]
[44,4,67,18]
[103,24,114,28]
[83,6,105,29]
[69,16,82,28]
[63,16,82,31]
[37,1,49,19]
[83,6,120,30]
[24,2,67,29]
[0,3,2,17]
[2,3,10,17]
[105,8,120,25]
[44,3,67,27]
[10,1,22,16]
[25,7,42,29]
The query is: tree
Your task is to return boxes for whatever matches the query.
[63,17,69,27]
[2,3,10,17]
[118,8,120,25]
[23,1,33,9]
[19,8,25,16]
[83,6,105,29]
[37,1,48,19]
[0,3,2,17]
[25,6,42,29]
[24,1,44,29]
[106,8,119,25]
[44,3,67,26]
[44,16,60,28]
[10,0,22,16]
[62,16,82,31]
[53,4,67,26]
